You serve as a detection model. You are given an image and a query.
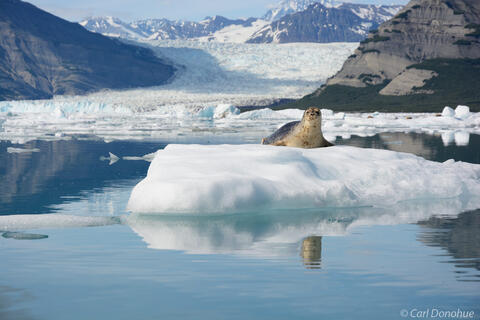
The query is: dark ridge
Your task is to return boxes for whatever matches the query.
[0,0,176,101]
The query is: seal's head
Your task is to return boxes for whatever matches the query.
[302,107,321,123]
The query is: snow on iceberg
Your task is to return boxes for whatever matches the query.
[127,144,480,214]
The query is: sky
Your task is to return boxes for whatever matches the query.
[28,0,408,22]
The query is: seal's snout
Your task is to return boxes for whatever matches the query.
[305,107,321,121]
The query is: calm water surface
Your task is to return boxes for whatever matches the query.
[0,133,479,320]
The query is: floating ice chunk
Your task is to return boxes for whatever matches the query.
[334,112,345,120]
[321,109,334,117]
[0,214,120,231]
[442,106,455,117]
[53,106,66,119]
[214,104,240,119]
[2,231,48,240]
[100,152,119,165]
[454,132,470,146]
[7,147,40,153]
[323,133,337,143]
[127,144,480,214]
[455,105,470,120]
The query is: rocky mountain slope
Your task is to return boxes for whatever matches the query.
[248,3,402,43]
[285,0,480,111]
[0,0,175,101]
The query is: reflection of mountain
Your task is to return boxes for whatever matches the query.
[338,132,480,163]
[0,285,35,320]
[0,140,163,215]
[417,209,480,277]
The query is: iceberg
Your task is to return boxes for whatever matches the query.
[127,144,480,214]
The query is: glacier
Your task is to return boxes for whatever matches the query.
[0,41,356,143]
[127,144,480,214]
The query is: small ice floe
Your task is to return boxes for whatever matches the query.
[99,152,119,165]
[213,104,240,119]
[127,144,480,214]
[442,105,471,120]
[53,106,66,119]
[7,147,40,154]
[441,106,455,117]
[122,152,156,162]
[0,214,120,231]
[2,231,48,240]
[455,105,470,120]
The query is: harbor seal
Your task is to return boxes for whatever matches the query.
[261,107,333,148]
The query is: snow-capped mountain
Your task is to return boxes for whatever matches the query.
[79,17,148,39]
[263,0,339,21]
[80,15,258,41]
[80,1,403,43]
[248,3,403,43]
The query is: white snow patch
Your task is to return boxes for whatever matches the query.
[196,20,270,43]
[127,144,480,214]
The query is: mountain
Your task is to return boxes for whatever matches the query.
[80,2,401,44]
[283,0,480,111]
[262,0,338,22]
[248,3,403,43]
[80,15,260,41]
[0,0,175,101]
[79,16,150,39]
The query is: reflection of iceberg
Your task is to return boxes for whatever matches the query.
[7,147,40,154]
[441,131,470,146]
[126,208,358,256]
[99,152,119,165]
[127,144,480,214]
[126,198,478,258]
[2,231,48,240]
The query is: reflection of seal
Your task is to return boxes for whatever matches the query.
[261,107,333,148]
[301,236,322,269]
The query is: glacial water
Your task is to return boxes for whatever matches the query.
[1,133,479,320]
